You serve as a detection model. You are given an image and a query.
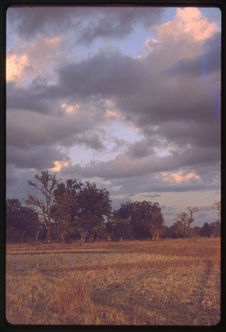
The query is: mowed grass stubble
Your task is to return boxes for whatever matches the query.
[6,237,220,325]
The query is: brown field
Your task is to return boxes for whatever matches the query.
[6,237,221,325]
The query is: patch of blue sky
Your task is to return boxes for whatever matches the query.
[161,6,177,24]
[105,25,156,58]
[69,121,143,164]
[199,7,221,30]
[69,144,121,164]
[67,17,161,60]
[6,20,17,51]
[102,121,144,143]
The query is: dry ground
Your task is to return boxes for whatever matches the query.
[6,237,221,325]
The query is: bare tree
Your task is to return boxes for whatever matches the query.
[176,207,199,237]
[25,170,58,243]
[186,206,199,226]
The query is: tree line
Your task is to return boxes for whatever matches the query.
[6,170,221,243]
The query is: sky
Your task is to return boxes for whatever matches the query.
[6,6,221,226]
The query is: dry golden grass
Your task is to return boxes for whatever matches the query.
[6,237,220,325]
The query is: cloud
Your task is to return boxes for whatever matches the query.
[62,103,80,114]
[6,144,69,170]
[104,110,121,119]
[6,7,220,212]
[49,160,69,172]
[167,32,221,77]
[175,7,218,41]
[7,35,63,85]
[60,143,219,180]
[6,54,29,83]
[156,7,217,43]
[156,171,201,184]
[8,6,164,42]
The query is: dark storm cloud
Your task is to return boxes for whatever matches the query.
[7,49,219,177]
[8,6,164,43]
[7,144,68,170]
[61,143,219,180]
[7,81,53,113]
[6,6,220,205]
[54,46,220,126]
[76,7,163,45]
[7,6,78,40]
[7,39,220,179]
[112,168,219,196]
[155,120,220,149]
[73,132,106,151]
[42,44,220,173]
[127,139,154,158]
[56,51,147,99]
[7,106,107,166]
[167,32,221,77]
[7,109,89,149]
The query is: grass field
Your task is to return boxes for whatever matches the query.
[6,237,221,325]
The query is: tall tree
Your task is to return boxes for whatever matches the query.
[6,199,39,242]
[113,200,164,240]
[51,179,82,242]
[200,222,211,237]
[150,202,164,240]
[77,182,112,241]
[25,170,58,243]
[176,207,199,237]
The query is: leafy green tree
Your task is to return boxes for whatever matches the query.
[25,170,58,243]
[113,200,164,240]
[6,199,39,242]
[109,217,133,241]
[191,226,201,237]
[51,179,82,242]
[200,222,211,237]
[77,182,112,241]
[209,221,221,237]
[159,225,170,238]
[150,202,164,240]
[168,221,186,238]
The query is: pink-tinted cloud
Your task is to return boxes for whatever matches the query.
[137,37,160,58]
[104,110,121,118]
[6,54,29,83]
[157,171,201,184]
[50,160,69,172]
[7,35,62,84]
[62,103,80,114]
[156,7,217,42]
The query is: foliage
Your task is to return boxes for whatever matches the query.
[108,218,134,241]
[77,181,112,240]
[112,200,164,240]
[51,179,82,242]
[6,199,39,242]
[25,170,58,242]
[175,207,199,237]
[7,170,220,243]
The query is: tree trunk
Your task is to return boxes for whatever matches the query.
[81,231,86,242]
[35,230,39,241]
[156,228,159,240]
[46,225,51,243]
